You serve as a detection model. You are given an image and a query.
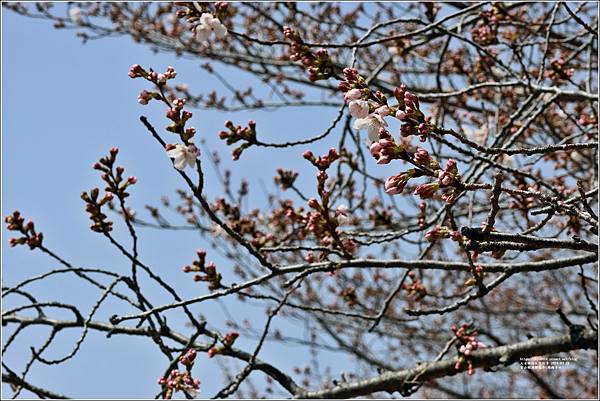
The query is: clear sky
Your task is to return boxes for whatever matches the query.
[2,4,354,398]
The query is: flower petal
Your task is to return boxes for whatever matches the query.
[173,157,186,171]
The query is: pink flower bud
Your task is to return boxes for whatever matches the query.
[344,88,362,102]
[370,139,397,164]
[128,64,144,78]
[316,48,328,58]
[166,108,178,120]
[414,146,430,165]
[165,65,177,79]
[173,98,186,109]
[438,170,454,186]
[307,198,320,209]
[384,172,411,195]
[394,86,406,101]
[185,127,196,137]
[156,73,167,84]
[414,183,439,199]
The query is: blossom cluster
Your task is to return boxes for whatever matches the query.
[129,64,177,85]
[208,331,239,358]
[463,265,487,287]
[175,2,229,43]
[92,147,138,200]
[578,112,598,130]
[403,271,427,300]
[341,286,358,306]
[380,154,462,202]
[183,249,222,291]
[339,68,389,144]
[337,67,467,203]
[129,64,200,170]
[274,168,299,190]
[546,58,575,83]
[82,148,137,233]
[413,146,439,170]
[452,324,487,375]
[283,26,334,81]
[218,120,257,160]
[81,188,115,234]
[394,84,433,142]
[294,149,357,256]
[302,148,340,171]
[370,135,404,165]
[341,68,434,145]
[300,201,355,252]
[413,158,462,203]
[424,226,463,242]
[157,349,200,399]
[5,211,44,249]
[470,5,504,45]
[165,97,196,140]
[211,197,272,249]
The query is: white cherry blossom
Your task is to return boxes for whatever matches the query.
[348,99,370,119]
[69,7,82,24]
[335,204,349,224]
[196,13,228,42]
[166,144,199,171]
[353,113,388,144]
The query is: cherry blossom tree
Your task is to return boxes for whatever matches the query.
[3,2,598,399]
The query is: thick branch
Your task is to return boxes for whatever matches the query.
[296,329,597,399]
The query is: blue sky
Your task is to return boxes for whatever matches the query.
[2,4,357,398]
